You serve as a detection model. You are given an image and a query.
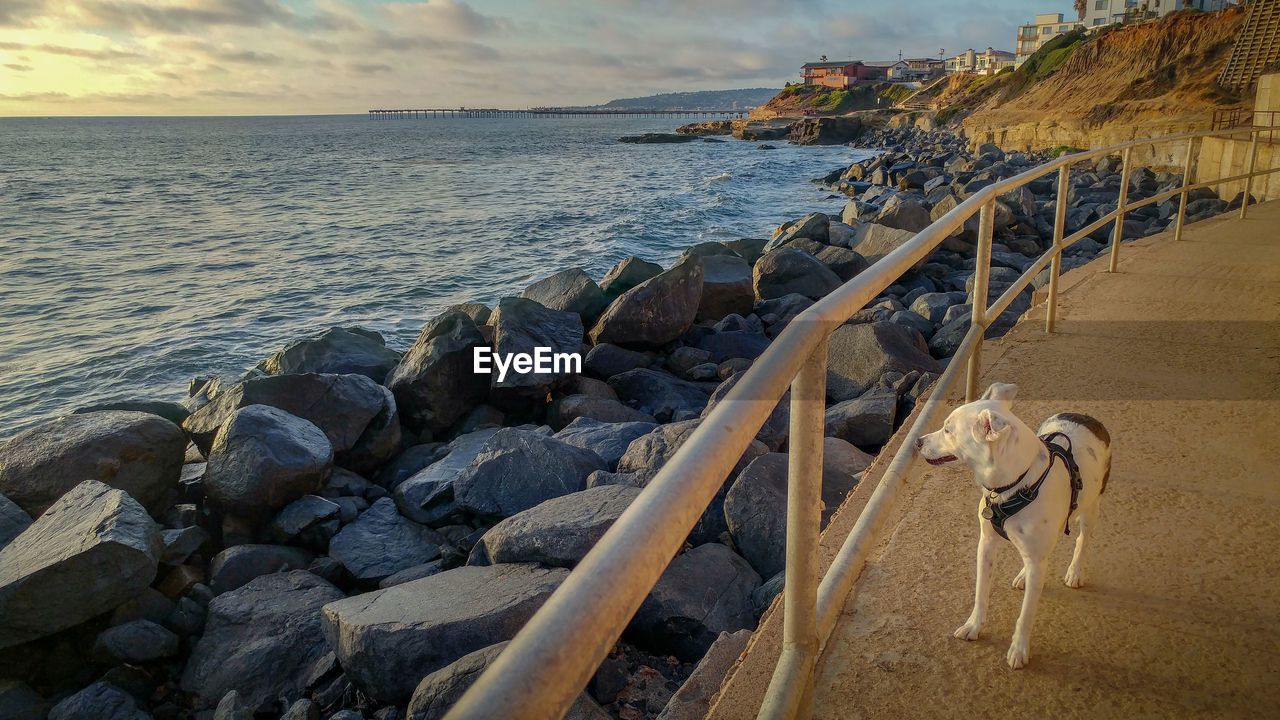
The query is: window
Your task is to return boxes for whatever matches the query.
[1094,0,1107,9]
[1093,17,1105,24]
[1042,26,1052,33]
[1059,25,1069,32]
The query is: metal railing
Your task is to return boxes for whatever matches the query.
[443,123,1280,720]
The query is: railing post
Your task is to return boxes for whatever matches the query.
[1174,136,1198,242]
[965,200,994,402]
[1109,146,1132,273]
[1046,165,1069,333]
[1240,132,1259,220]
[759,343,827,720]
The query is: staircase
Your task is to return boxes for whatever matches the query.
[896,75,948,110]
[1217,0,1280,92]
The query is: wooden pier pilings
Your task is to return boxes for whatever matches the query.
[367,108,748,119]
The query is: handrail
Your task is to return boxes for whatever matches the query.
[443,122,1279,720]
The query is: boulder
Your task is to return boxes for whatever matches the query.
[72,400,190,427]
[394,429,499,526]
[910,291,967,324]
[654,629,751,720]
[47,682,150,720]
[470,485,641,568]
[548,394,657,429]
[321,564,569,703]
[0,493,31,550]
[386,311,490,434]
[752,248,841,301]
[696,255,755,322]
[824,386,899,447]
[553,418,657,471]
[754,293,814,336]
[590,255,704,348]
[182,571,344,710]
[202,405,333,519]
[270,495,341,546]
[0,679,46,720]
[183,373,389,457]
[583,343,650,378]
[618,133,696,144]
[454,429,608,518]
[329,498,445,582]
[520,268,608,320]
[874,194,931,232]
[208,544,314,595]
[258,327,401,382]
[628,543,761,660]
[701,372,789,452]
[723,452,861,578]
[445,302,492,325]
[376,444,448,491]
[0,411,184,517]
[615,419,767,487]
[606,369,710,423]
[0,480,160,649]
[91,618,178,664]
[406,641,608,720]
[721,238,768,264]
[789,116,864,145]
[694,331,771,364]
[486,297,584,402]
[825,436,875,475]
[815,245,868,281]
[848,223,918,265]
[825,322,941,402]
[599,257,664,301]
[769,212,830,248]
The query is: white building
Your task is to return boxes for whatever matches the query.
[945,47,1018,75]
[1016,13,1085,65]
[1082,0,1236,28]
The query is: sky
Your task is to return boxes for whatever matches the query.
[0,0,1070,116]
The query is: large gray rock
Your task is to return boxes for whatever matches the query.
[599,257,664,301]
[320,564,569,703]
[520,268,608,320]
[655,629,752,720]
[202,405,333,519]
[0,411,184,517]
[553,418,657,471]
[0,679,47,720]
[701,372,789,452]
[454,428,608,518]
[48,682,151,720]
[259,327,401,382]
[752,247,841,301]
[606,369,710,424]
[386,311,491,434]
[487,297,584,402]
[394,429,499,526]
[548,394,656,429]
[629,543,761,661]
[183,373,389,457]
[208,544,314,595]
[329,498,445,582]
[824,386,899,447]
[182,571,344,710]
[583,343,651,378]
[590,255,704,348]
[615,419,767,486]
[471,485,641,568]
[91,618,179,664]
[910,291,968,324]
[0,492,31,550]
[848,223,918,265]
[696,254,755,322]
[815,245,869,281]
[724,453,861,579]
[0,480,160,649]
[406,641,608,720]
[874,193,931,232]
[826,322,942,402]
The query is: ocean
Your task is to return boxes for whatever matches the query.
[1,114,870,440]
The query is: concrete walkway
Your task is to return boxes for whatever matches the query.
[707,200,1280,719]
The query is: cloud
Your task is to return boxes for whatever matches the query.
[0,40,144,60]
[381,1,507,37]
[350,62,392,75]
[4,63,34,71]
[72,0,358,34]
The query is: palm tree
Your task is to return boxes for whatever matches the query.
[1074,0,1087,20]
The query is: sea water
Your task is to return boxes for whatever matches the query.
[1,114,870,439]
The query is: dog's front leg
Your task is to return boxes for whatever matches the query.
[954,511,997,641]
[1007,556,1047,669]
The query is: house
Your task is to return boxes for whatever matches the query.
[1082,0,1236,27]
[800,59,884,89]
[1016,13,1085,65]
[945,47,1017,75]
[903,57,947,80]
[864,60,911,81]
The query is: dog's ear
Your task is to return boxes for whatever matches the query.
[976,408,1010,442]
[980,382,1017,406]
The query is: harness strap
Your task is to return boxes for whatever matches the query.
[983,432,1084,541]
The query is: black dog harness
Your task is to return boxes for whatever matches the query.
[982,431,1083,541]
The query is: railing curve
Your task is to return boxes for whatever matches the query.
[444,124,1280,720]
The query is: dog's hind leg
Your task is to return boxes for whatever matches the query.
[1007,555,1047,670]
[1063,504,1099,588]
[955,509,998,641]
[1011,566,1026,589]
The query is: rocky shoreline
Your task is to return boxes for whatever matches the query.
[0,122,1245,720]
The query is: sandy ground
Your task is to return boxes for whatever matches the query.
[707,200,1280,720]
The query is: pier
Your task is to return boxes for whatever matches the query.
[367,108,748,119]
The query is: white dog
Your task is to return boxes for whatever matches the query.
[916,382,1111,669]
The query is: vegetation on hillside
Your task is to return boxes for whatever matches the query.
[756,82,914,117]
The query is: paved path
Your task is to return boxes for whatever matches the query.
[707,200,1280,719]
